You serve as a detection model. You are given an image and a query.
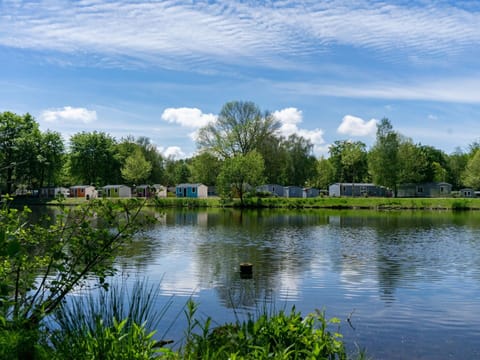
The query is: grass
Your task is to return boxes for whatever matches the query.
[13,194,480,210]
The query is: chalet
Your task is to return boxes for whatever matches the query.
[152,184,167,198]
[176,183,208,198]
[329,183,389,197]
[40,187,69,198]
[102,185,132,198]
[70,185,97,199]
[284,186,303,198]
[397,182,452,198]
[135,184,155,198]
[460,188,475,198]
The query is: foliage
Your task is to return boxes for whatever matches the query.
[0,111,42,193]
[281,134,318,186]
[190,152,223,186]
[462,149,480,189]
[368,118,399,195]
[329,140,368,184]
[217,151,265,205]
[171,300,347,360]
[0,197,149,332]
[121,148,153,185]
[69,131,120,186]
[315,157,335,190]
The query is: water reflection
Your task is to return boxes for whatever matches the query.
[31,207,480,359]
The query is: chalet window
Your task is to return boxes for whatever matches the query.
[417,186,423,193]
[192,187,196,193]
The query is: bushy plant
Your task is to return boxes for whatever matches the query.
[173,300,347,360]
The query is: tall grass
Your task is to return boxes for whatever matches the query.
[48,277,174,359]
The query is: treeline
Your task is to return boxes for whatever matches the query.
[1,102,480,197]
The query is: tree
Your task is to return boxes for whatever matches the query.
[0,112,39,193]
[121,148,152,185]
[462,149,480,189]
[197,101,279,159]
[190,152,223,186]
[217,151,265,205]
[32,131,65,188]
[446,148,469,190]
[329,140,368,183]
[281,134,318,186]
[368,118,400,196]
[135,136,165,184]
[397,140,429,184]
[315,156,335,190]
[69,131,120,186]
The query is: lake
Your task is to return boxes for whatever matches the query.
[111,208,480,359]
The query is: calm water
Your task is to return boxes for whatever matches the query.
[111,209,480,359]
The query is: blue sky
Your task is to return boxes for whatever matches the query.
[1,0,480,158]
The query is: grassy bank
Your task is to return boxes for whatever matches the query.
[13,195,480,210]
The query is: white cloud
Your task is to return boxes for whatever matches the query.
[40,106,97,124]
[160,146,186,160]
[272,107,325,156]
[337,115,377,137]
[161,107,216,129]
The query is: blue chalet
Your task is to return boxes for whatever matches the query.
[176,183,208,198]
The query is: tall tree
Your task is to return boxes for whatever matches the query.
[397,140,430,184]
[368,118,400,196]
[281,134,318,186]
[315,156,335,190]
[190,152,223,186]
[462,149,480,189]
[197,101,279,159]
[329,140,368,183]
[69,131,119,186]
[121,148,152,185]
[0,112,39,193]
[217,151,265,205]
[446,148,468,190]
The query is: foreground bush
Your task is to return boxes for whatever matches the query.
[163,300,347,360]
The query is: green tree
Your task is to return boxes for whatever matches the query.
[446,148,469,190]
[217,151,265,205]
[0,112,39,193]
[397,140,429,184]
[462,149,480,189]
[135,136,165,184]
[35,131,65,188]
[368,118,400,196]
[190,152,222,186]
[315,156,335,190]
[329,140,368,183]
[121,148,152,185]
[197,101,279,159]
[281,134,318,186]
[69,131,120,186]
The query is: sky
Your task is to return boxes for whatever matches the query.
[1,0,480,159]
